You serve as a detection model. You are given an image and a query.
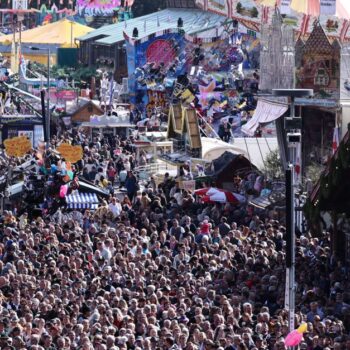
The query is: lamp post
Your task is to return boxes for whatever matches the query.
[272,88,313,335]
[28,46,51,148]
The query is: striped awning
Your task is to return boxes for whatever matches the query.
[66,192,99,209]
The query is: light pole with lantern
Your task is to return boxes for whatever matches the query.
[272,88,313,335]
[27,46,51,148]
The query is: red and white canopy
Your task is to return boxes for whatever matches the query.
[194,187,246,204]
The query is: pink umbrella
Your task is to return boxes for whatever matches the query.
[284,330,303,347]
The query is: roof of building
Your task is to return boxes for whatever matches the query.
[303,22,334,55]
[0,19,93,47]
[77,8,227,45]
[66,98,103,116]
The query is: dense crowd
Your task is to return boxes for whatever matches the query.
[0,131,349,350]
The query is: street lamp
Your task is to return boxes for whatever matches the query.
[28,46,51,148]
[272,88,313,334]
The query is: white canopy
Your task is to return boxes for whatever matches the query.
[242,99,288,137]
[81,114,134,128]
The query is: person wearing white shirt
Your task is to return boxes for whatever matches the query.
[108,197,122,218]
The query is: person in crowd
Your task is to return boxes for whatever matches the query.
[125,171,138,201]
[0,117,348,350]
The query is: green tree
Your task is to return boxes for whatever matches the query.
[264,149,283,179]
[305,162,324,185]
[236,2,243,13]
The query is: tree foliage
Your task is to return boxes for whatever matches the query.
[264,149,283,179]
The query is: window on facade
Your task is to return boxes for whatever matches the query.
[314,68,329,86]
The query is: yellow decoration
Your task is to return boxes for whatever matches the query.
[0,19,93,47]
[181,89,196,104]
[57,143,83,163]
[297,323,308,334]
[4,136,32,157]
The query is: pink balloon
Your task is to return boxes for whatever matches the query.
[285,330,303,347]
[59,185,68,198]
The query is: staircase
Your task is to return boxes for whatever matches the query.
[194,108,221,140]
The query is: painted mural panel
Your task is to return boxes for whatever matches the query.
[207,0,230,16]
[295,23,340,100]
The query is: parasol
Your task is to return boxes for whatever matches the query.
[194,187,246,204]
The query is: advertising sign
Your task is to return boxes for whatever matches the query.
[4,136,32,157]
[208,0,230,16]
[56,90,78,101]
[57,143,83,163]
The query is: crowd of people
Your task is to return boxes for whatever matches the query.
[0,130,348,350]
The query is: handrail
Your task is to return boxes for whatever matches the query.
[193,107,221,140]
[134,162,170,176]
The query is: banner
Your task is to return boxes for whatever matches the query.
[280,0,291,15]
[56,90,77,100]
[4,136,32,157]
[57,143,83,163]
[320,0,336,16]
[340,43,350,99]
[12,0,28,9]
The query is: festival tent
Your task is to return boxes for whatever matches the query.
[204,151,258,190]
[201,137,250,161]
[0,19,93,64]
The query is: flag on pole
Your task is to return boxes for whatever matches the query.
[262,6,269,23]
[10,40,18,74]
[332,126,340,155]
[340,20,350,42]
[294,144,301,182]
[300,14,311,36]
[19,48,26,78]
[109,77,115,108]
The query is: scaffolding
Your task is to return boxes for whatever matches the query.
[259,8,295,92]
